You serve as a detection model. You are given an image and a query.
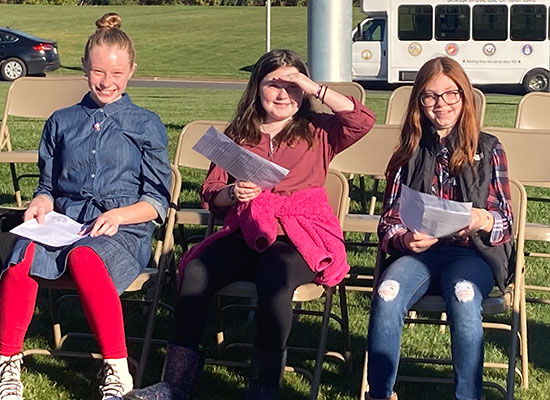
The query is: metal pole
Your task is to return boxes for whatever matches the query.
[266,0,271,53]
[307,0,353,82]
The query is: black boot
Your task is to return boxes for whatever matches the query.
[124,345,203,400]
[244,347,287,400]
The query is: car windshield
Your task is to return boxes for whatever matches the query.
[0,28,50,43]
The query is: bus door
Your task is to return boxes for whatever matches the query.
[352,18,388,80]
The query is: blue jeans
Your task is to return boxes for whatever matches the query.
[367,245,495,400]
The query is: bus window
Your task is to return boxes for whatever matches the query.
[511,5,546,41]
[435,5,470,41]
[473,5,508,41]
[398,5,433,41]
[359,19,385,41]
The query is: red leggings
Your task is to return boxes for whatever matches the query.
[0,244,127,358]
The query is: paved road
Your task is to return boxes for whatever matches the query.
[129,77,247,91]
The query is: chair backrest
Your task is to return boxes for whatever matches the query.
[174,120,229,170]
[329,124,401,178]
[482,126,550,187]
[324,169,349,227]
[310,81,366,114]
[514,91,550,129]
[0,76,89,150]
[385,85,486,126]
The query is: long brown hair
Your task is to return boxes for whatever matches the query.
[83,13,136,66]
[225,49,314,148]
[386,56,479,177]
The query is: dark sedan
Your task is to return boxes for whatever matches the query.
[0,27,60,81]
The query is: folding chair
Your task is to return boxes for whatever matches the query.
[22,164,181,387]
[483,126,550,303]
[173,120,228,249]
[360,178,529,400]
[385,85,486,126]
[514,91,550,130]
[329,124,401,291]
[310,81,366,114]
[204,169,352,400]
[0,76,89,207]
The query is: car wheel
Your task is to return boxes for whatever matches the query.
[0,58,27,81]
[523,68,549,93]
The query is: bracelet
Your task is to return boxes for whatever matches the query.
[314,84,324,99]
[320,85,328,104]
[227,184,237,204]
[478,209,492,231]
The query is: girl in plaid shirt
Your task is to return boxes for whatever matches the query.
[366,57,513,400]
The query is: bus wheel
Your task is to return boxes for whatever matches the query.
[523,68,549,92]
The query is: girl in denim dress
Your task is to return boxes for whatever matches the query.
[0,13,171,400]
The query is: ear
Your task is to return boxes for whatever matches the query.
[81,57,88,75]
[130,63,137,77]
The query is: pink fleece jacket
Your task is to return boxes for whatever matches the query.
[178,187,349,289]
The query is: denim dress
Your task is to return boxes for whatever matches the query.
[2,93,172,294]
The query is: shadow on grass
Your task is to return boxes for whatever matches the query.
[60,64,83,73]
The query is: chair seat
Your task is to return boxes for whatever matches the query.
[525,222,550,242]
[412,291,512,314]
[0,150,39,163]
[34,268,158,292]
[176,208,211,225]
[343,214,380,233]
[216,281,326,302]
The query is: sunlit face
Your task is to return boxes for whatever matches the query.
[83,45,136,107]
[421,73,463,137]
[259,66,304,125]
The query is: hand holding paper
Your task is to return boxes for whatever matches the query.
[192,126,289,189]
[11,211,89,247]
[398,184,472,238]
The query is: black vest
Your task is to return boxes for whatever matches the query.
[402,129,515,293]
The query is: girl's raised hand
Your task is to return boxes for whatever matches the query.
[276,72,319,97]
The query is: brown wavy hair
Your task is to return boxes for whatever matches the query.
[83,12,136,66]
[386,56,479,177]
[225,49,314,148]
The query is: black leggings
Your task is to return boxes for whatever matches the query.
[172,234,316,352]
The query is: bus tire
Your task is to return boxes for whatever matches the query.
[523,68,549,93]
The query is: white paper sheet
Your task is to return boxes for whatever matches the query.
[10,211,89,247]
[192,126,289,189]
[398,184,472,238]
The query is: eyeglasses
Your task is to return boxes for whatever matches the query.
[420,89,463,107]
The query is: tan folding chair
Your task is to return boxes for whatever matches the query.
[329,124,401,291]
[0,76,89,207]
[309,81,365,114]
[22,164,181,387]
[173,120,229,248]
[385,85,486,126]
[204,169,352,400]
[514,91,550,130]
[360,178,528,400]
[483,126,550,303]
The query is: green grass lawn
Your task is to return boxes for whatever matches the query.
[0,4,549,400]
[0,4,368,80]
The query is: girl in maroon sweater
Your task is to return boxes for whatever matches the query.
[126,49,375,400]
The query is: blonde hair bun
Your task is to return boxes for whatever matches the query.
[95,13,122,30]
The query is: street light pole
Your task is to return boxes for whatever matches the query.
[266,0,271,53]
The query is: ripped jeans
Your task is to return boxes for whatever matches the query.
[366,245,494,400]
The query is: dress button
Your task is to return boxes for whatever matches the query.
[91,174,95,178]
[92,149,96,154]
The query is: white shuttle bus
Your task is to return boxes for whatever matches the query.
[352,0,550,92]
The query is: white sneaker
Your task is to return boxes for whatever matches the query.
[99,358,133,400]
[0,353,23,400]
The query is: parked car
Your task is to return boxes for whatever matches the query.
[0,27,60,81]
